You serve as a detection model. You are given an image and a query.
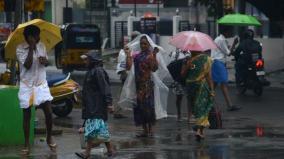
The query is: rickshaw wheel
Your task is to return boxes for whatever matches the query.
[52,98,74,117]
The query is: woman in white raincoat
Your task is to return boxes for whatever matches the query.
[119,34,169,137]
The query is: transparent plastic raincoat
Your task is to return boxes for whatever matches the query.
[118,34,169,119]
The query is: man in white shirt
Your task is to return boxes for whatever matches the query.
[114,31,140,118]
[116,31,141,83]
[16,25,56,155]
[211,26,241,111]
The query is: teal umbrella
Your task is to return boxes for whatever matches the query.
[217,13,261,26]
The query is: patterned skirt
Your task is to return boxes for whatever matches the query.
[186,81,213,127]
[84,119,110,143]
[134,80,156,126]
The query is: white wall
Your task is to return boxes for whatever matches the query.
[159,36,175,53]
[51,0,74,25]
[258,38,284,72]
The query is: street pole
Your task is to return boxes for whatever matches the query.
[134,0,137,17]
[238,0,246,39]
[194,1,200,30]
[10,0,22,85]
[4,0,13,23]
[89,3,92,24]
[66,0,68,7]
[63,0,72,23]
[157,0,159,16]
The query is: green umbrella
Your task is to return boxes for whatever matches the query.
[217,13,261,26]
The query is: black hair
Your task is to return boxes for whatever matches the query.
[140,35,148,41]
[140,35,150,44]
[243,29,254,39]
[23,25,40,39]
[219,25,232,35]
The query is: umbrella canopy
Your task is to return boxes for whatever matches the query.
[5,19,62,59]
[217,13,261,26]
[169,31,217,52]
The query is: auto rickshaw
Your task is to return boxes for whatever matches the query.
[0,42,81,117]
[55,24,101,73]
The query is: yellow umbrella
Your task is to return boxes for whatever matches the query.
[4,19,62,60]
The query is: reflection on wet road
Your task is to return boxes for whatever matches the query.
[2,111,284,159]
[1,79,284,158]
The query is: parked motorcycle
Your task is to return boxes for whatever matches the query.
[47,72,80,117]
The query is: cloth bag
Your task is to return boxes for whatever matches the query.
[208,105,222,129]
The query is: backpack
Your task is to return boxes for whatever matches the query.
[167,58,186,86]
[208,107,222,129]
[240,39,262,64]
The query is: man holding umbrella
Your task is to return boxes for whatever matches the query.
[16,25,56,155]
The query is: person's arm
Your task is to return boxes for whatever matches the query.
[39,57,48,66]
[232,43,242,60]
[38,44,49,66]
[125,46,133,70]
[149,47,159,72]
[229,37,239,55]
[205,68,215,97]
[218,39,231,57]
[117,49,126,74]
[181,57,191,78]
[258,41,262,59]
[95,69,113,112]
[23,46,34,69]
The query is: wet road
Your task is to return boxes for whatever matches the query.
[1,73,284,159]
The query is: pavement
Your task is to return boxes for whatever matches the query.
[1,58,284,159]
[2,84,284,159]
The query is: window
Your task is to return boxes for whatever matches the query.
[75,36,95,43]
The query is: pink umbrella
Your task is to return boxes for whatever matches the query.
[169,31,217,52]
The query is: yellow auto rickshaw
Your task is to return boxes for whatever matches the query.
[55,24,101,73]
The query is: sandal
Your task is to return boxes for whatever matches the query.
[195,132,205,142]
[47,136,57,152]
[48,143,57,152]
[136,133,148,138]
[105,150,115,157]
[75,152,90,159]
[20,148,30,156]
[148,130,154,138]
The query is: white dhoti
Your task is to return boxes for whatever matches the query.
[18,81,53,109]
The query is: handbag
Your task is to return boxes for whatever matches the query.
[167,58,186,86]
[208,105,222,129]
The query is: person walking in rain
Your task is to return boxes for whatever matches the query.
[168,49,192,122]
[181,51,214,142]
[120,34,169,137]
[76,51,114,158]
[211,26,241,111]
[16,25,56,155]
